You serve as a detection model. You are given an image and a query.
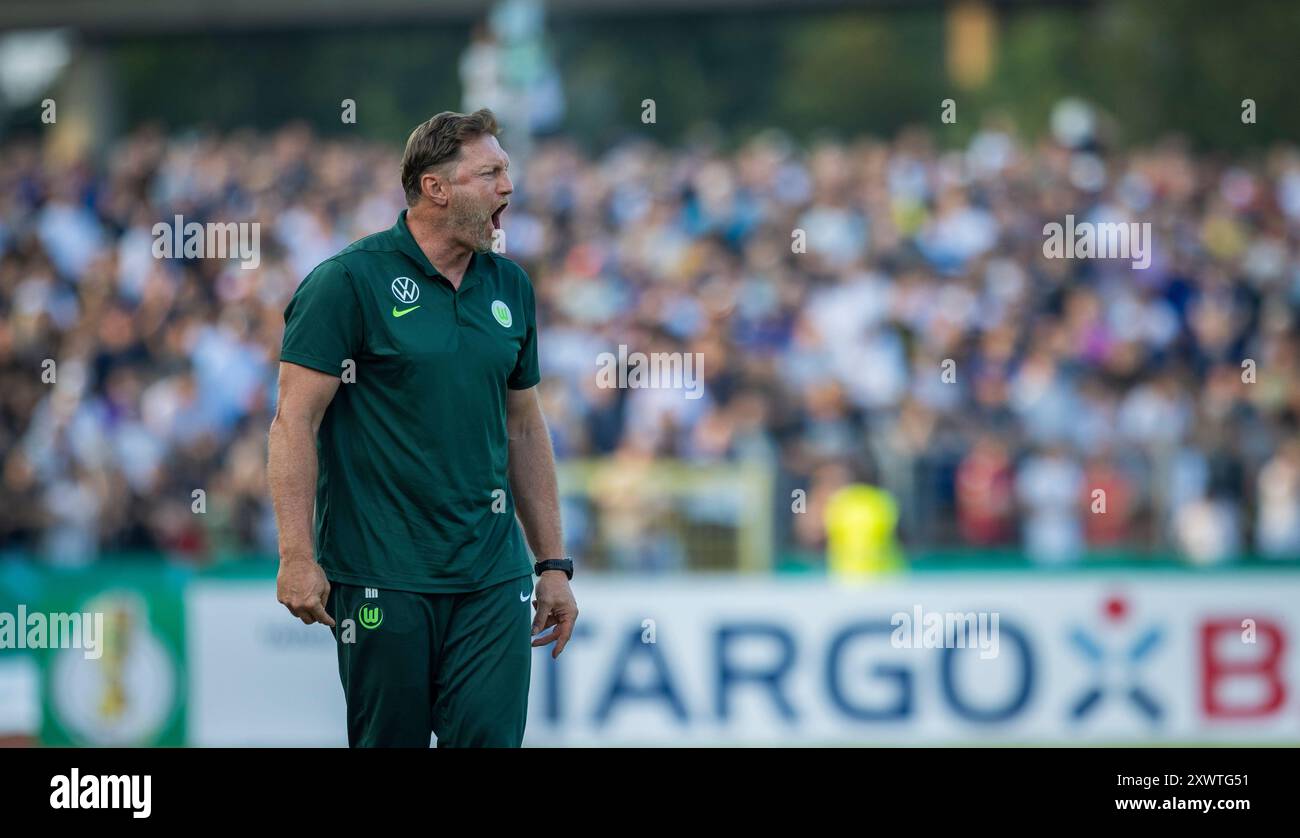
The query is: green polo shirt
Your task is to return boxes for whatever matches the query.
[280,210,539,593]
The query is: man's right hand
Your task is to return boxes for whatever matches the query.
[277,556,335,627]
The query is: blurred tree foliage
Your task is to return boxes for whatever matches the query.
[111,28,464,145]
[101,0,1300,152]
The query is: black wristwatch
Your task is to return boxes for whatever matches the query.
[534,557,574,580]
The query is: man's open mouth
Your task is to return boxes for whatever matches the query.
[491,202,508,230]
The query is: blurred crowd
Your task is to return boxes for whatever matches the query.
[3,112,1300,567]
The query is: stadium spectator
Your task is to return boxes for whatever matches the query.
[2,115,1299,568]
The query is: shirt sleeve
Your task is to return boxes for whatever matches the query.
[280,259,364,377]
[507,268,541,390]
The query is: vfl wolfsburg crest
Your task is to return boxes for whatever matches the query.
[357,603,383,630]
[491,300,512,328]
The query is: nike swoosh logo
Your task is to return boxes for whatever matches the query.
[392,305,420,317]
[520,590,532,602]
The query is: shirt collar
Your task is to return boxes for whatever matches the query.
[392,209,439,278]
[391,209,483,291]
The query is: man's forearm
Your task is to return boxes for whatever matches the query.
[268,414,319,564]
[508,415,564,561]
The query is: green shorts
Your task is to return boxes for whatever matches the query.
[326,573,534,747]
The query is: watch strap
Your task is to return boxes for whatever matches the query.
[534,558,574,580]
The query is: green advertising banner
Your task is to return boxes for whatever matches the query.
[0,563,189,747]
[0,567,40,744]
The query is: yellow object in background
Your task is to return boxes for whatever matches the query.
[826,484,904,576]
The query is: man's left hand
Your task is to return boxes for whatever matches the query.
[531,570,578,659]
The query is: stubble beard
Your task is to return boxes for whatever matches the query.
[450,198,494,254]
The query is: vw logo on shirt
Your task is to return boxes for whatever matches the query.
[391,276,419,304]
